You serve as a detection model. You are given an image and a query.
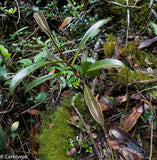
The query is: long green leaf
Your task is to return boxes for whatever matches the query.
[34,10,62,55]
[11,26,29,37]
[71,18,111,65]
[25,73,60,93]
[9,61,64,95]
[86,59,125,72]
[84,83,104,125]
[34,10,50,34]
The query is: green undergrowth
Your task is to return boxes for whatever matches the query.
[102,0,150,32]
[61,91,101,127]
[104,37,157,68]
[38,91,99,160]
[38,107,75,160]
[61,91,87,113]
[120,42,157,68]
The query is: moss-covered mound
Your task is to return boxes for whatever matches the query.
[38,107,75,160]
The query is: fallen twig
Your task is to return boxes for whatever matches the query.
[138,86,157,93]
[0,102,14,114]
[103,0,141,8]
[151,9,157,19]
[128,79,157,86]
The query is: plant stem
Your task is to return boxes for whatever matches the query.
[45,27,80,78]
[101,124,114,160]
[72,105,102,160]
[120,68,129,126]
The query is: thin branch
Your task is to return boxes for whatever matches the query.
[0,102,14,114]
[128,79,157,86]
[149,0,154,8]
[103,0,141,8]
[125,0,130,47]
[63,0,141,33]
[39,24,80,77]
[138,86,157,93]
[14,0,20,24]
[21,99,47,114]
[149,0,157,19]
[151,9,157,19]
[68,120,83,131]
[72,105,102,160]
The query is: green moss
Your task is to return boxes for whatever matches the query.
[101,0,150,32]
[102,1,126,23]
[109,68,154,87]
[38,107,75,160]
[104,33,117,57]
[61,91,100,129]
[61,91,89,115]
[132,6,150,31]
[107,33,117,42]
[120,42,157,68]
[109,5,124,20]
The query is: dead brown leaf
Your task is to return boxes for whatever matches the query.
[95,95,109,111]
[126,55,133,68]
[99,102,109,111]
[49,123,54,129]
[119,146,144,160]
[67,147,77,157]
[92,133,98,139]
[110,126,131,141]
[48,68,56,75]
[116,95,127,104]
[147,67,153,74]
[152,46,157,54]
[59,16,73,31]
[114,43,120,59]
[40,84,49,92]
[70,115,80,122]
[27,109,40,115]
[30,122,40,155]
[145,57,153,65]
[110,140,120,150]
[138,36,157,49]
[40,68,55,92]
